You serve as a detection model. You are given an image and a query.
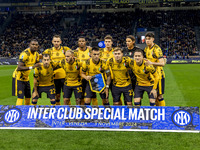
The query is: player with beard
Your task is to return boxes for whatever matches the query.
[43,35,71,105]
[32,54,57,105]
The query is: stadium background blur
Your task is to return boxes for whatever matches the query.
[0,0,200,149]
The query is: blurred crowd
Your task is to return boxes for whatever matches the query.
[0,9,200,58]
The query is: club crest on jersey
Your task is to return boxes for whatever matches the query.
[56,52,59,56]
[82,54,85,58]
[69,66,73,71]
[93,68,97,72]
[106,54,110,57]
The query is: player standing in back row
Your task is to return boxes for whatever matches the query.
[43,35,71,105]
[74,37,98,105]
[144,32,166,106]
[12,39,40,105]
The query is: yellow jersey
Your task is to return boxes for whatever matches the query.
[100,48,114,61]
[74,47,90,62]
[59,58,82,86]
[43,46,71,79]
[13,48,40,81]
[130,60,159,89]
[82,58,108,77]
[34,62,57,86]
[106,57,131,87]
[144,44,165,78]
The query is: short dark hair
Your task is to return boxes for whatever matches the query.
[91,47,99,52]
[30,39,38,43]
[113,47,123,53]
[104,35,113,41]
[78,36,86,40]
[42,53,50,59]
[126,35,135,41]
[53,34,61,40]
[134,49,144,56]
[145,32,154,38]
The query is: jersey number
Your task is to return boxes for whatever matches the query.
[50,88,56,94]
[77,87,82,93]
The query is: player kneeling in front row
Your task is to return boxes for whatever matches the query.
[81,47,111,105]
[130,49,159,106]
[32,54,57,105]
[58,50,83,105]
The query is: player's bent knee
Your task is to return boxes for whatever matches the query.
[85,98,91,104]
[50,99,56,105]
[158,95,163,99]
[113,102,119,106]
[102,99,109,104]
[127,102,132,106]
[150,99,155,103]
[134,98,141,103]
[76,98,81,105]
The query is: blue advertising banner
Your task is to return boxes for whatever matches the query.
[0,105,199,132]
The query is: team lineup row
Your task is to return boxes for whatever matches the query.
[12,32,166,106]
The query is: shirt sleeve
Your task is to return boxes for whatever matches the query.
[154,47,163,59]
[33,68,39,79]
[19,52,28,63]
[36,52,40,63]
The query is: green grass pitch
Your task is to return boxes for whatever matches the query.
[0,64,200,150]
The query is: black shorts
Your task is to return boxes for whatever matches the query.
[63,85,82,99]
[157,75,165,95]
[134,85,155,99]
[85,82,106,99]
[111,84,133,102]
[54,78,65,94]
[12,78,31,99]
[32,85,56,100]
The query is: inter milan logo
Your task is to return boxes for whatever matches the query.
[3,108,22,124]
[82,54,85,58]
[172,110,192,127]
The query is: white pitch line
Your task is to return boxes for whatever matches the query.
[0,127,199,133]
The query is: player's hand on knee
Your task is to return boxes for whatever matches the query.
[150,89,157,98]
[102,88,109,98]
[32,91,39,98]
[86,76,92,81]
